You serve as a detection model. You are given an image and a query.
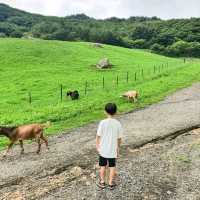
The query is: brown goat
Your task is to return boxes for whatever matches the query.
[0,123,50,157]
[121,90,139,102]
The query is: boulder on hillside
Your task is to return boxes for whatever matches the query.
[90,43,103,48]
[96,58,112,69]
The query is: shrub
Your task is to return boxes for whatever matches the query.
[132,39,147,49]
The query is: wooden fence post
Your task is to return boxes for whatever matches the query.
[141,69,144,78]
[28,92,32,104]
[117,75,119,86]
[103,77,105,89]
[60,84,63,101]
[135,72,137,81]
[126,72,129,83]
[85,81,88,95]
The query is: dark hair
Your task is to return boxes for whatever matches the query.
[105,103,117,115]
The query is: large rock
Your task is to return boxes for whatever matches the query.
[90,43,103,48]
[96,58,112,69]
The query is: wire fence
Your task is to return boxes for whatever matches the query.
[0,60,193,125]
[57,62,181,102]
[2,61,188,106]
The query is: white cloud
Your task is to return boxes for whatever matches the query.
[0,0,199,19]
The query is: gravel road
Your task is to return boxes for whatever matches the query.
[0,83,200,200]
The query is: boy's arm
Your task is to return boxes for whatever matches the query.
[117,138,122,158]
[96,135,101,153]
[96,121,102,153]
[118,138,122,147]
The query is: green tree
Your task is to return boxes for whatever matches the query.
[155,32,176,46]
[32,22,61,38]
[150,43,165,53]
[132,39,147,49]
[0,22,15,35]
[10,30,23,38]
[0,32,6,37]
[167,41,191,57]
[131,25,157,41]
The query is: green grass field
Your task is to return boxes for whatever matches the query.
[0,38,200,149]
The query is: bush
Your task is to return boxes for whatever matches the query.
[155,32,176,46]
[0,22,14,35]
[166,41,200,57]
[10,30,23,38]
[121,37,135,48]
[0,32,6,38]
[150,43,165,53]
[131,25,157,41]
[131,39,147,49]
[187,42,200,57]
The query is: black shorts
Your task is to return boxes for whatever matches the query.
[99,156,116,167]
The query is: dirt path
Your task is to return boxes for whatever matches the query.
[0,83,200,200]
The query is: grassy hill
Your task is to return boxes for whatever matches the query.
[1,3,200,58]
[0,38,200,148]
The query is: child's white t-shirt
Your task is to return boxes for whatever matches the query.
[97,118,123,158]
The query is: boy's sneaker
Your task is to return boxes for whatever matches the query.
[108,183,117,190]
[97,181,106,189]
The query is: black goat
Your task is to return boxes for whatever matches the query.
[66,90,79,100]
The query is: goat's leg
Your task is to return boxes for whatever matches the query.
[134,96,138,103]
[129,97,134,103]
[41,134,49,150]
[3,141,14,157]
[19,140,24,155]
[36,138,41,154]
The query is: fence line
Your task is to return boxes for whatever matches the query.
[62,62,181,96]
[2,62,186,104]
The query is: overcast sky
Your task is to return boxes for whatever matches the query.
[0,0,200,19]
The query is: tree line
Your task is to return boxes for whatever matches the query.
[0,3,200,57]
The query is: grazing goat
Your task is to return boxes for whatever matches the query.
[67,90,79,100]
[0,123,50,157]
[121,90,139,102]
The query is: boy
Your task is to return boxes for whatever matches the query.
[96,103,123,190]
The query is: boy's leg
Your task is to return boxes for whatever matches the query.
[109,167,116,185]
[108,158,116,186]
[99,156,107,183]
[99,166,106,183]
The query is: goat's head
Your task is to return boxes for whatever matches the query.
[0,126,16,137]
[0,127,5,136]
[67,91,72,96]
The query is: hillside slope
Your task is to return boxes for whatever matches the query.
[0,38,200,147]
[0,3,200,57]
